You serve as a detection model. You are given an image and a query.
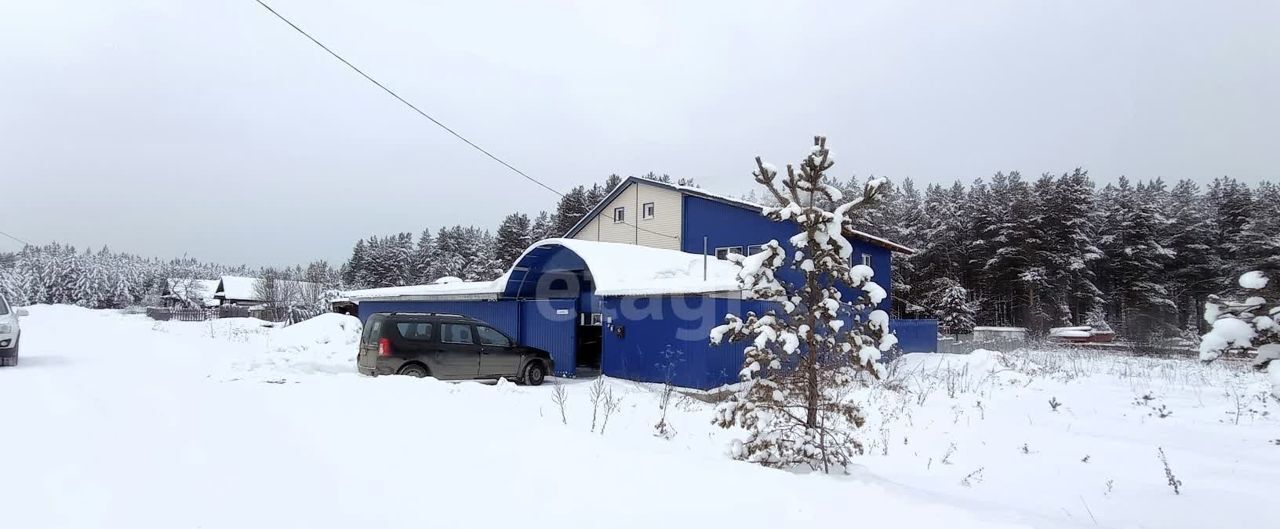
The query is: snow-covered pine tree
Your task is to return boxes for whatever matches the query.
[1208,176,1253,267]
[551,186,593,237]
[1237,182,1280,275]
[889,178,925,317]
[982,171,1049,329]
[0,265,31,306]
[432,226,468,280]
[471,229,506,281]
[912,182,970,320]
[391,232,416,286]
[1043,169,1103,324]
[413,229,435,284]
[530,211,555,241]
[494,212,533,268]
[965,177,999,323]
[602,174,623,193]
[1124,180,1177,339]
[934,278,976,337]
[1200,271,1279,399]
[1162,179,1222,331]
[341,239,368,288]
[710,136,896,473]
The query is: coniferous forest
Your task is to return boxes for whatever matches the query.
[3,170,1276,344]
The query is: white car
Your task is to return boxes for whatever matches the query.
[0,295,26,367]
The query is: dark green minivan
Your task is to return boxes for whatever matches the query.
[357,312,553,385]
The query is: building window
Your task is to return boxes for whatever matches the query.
[715,246,745,260]
[861,254,873,267]
[642,202,655,219]
[613,207,625,223]
[747,244,765,255]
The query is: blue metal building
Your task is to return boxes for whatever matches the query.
[347,178,936,390]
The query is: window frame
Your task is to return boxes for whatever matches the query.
[613,206,626,223]
[746,244,765,256]
[641,202,655,219]
[440,323,477,345]
[861,254,873,267]
[714,246,745,260]
[476,325,512,347]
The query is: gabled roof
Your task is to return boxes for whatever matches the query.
[562,176,915,254]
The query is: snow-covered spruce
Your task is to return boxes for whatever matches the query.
[710,136,895,473]
[1201,270,1280,398]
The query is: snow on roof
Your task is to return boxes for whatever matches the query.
[215,276,320,302]
[342,279,503,302]
[524,238,741,297]
[343,239,744,302]
[565,176,915,254]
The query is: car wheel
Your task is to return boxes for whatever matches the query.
[523,361,546,386]
[398,364,429,378]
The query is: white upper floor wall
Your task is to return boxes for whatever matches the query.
[571,181,682,251]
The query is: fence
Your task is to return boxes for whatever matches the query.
[937,334,1028,355]
[936,334,1199,357]
[889,319,939,355]
[145,306,250,322]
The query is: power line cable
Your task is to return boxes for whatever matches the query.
[0,229,34,247]
[254,0,562,197]
[253,0,677,240]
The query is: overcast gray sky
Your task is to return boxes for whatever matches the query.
[1,0,1276,266]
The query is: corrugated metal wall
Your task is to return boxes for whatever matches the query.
[890,318,939,354]
[599,296,940,390]
[680,195,895,312]
[599,296,776,390]
[519,299,577,376]
[357,299,580,377]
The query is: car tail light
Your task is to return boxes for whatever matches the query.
[378,338,393,357]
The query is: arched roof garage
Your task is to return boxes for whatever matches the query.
[346,239,746,382]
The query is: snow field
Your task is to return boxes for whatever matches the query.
[2,306,1276,529]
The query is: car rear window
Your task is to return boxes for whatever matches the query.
[396,322,434,341]
[440,323,475,345]
[362,316,385,345]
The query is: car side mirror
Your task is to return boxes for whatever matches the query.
[16,308,29,317]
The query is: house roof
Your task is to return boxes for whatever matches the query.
[509,238,742,297]
[343,238,744,302]
[341,280,503,302]
[562,176,915,254]
[215,276,320,302]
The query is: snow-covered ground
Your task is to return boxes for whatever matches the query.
[2,306,1276,529]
